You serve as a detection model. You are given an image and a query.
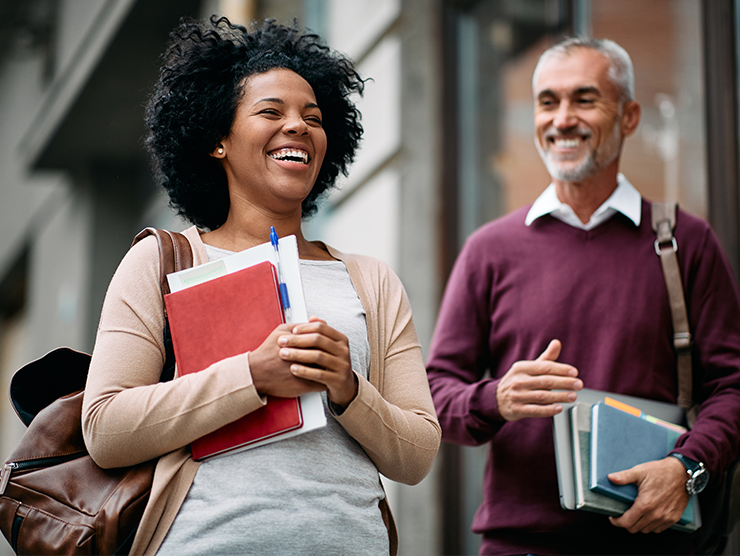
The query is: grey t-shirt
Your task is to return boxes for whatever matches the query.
[157,249,388,555]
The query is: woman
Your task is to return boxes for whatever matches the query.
[81,16,440,556]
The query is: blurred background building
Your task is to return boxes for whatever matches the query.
[0,0,738,554]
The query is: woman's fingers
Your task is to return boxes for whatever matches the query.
[278,332,339,354]
[291,316,346,340]
[278,317,350,358]
[288,361,358,408]
[277,316,357,407]
[248,323,324,398]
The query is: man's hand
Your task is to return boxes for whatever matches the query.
[495,340,582,421]
[608,456,689,533]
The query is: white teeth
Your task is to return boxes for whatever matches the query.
[269,149,309,163]
[553,138,581,148]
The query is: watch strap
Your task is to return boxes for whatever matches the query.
[669,452,708,495]
[669,452,701,473]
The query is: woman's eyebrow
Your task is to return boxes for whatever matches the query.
[255,99,319,110]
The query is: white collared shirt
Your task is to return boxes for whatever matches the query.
[525,174,642,230]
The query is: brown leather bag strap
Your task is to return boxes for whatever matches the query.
[132,228,194,297]
[651,202,698,426]
[131,228,194,383]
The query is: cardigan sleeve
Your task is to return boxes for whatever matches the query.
[81,235,266,468]
[333,254,441,485]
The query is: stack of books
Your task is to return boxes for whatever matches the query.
[561,395,700,532]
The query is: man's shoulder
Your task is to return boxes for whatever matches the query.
[644,200,729,276]
[644,200,715,252]
[467,205,532,244]
[675,206,713,234]
[644,198,712,234]
[452,207,537,272]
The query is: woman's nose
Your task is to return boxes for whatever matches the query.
[284,115,309,135]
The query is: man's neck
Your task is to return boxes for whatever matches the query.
[553,167,620,224]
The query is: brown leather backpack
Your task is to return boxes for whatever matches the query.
[0,229,192,555]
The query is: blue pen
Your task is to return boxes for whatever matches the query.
[269,226,291,321]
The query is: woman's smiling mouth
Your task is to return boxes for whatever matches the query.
[268,148,310,164]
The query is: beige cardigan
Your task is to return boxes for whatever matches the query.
[81,226,441,555]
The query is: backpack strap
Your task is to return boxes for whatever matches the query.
[132,228,194,382]
[651,202,698,426]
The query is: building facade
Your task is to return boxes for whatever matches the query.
[0,0,738,554]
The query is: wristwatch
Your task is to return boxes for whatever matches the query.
[669,453,709,495]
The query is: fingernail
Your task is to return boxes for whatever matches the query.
[567,392,577,402]
[278,336,288,345]
[280,348,290,357]
[574,379,583,390]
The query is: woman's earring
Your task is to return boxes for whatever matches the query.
[218,148,224,155]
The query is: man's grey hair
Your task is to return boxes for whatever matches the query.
[532,37,635,104]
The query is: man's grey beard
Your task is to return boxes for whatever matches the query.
[541,149,598,182]
[536,119,622,182]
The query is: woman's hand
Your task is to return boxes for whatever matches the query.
[248,323,325,398]
[278,316,358,408]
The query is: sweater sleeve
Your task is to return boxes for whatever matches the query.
[426,236,506,446]
[81,235,266,468]
[334,256,441,485]
[671,224,740,479]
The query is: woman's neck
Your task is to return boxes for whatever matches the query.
[201,209,332,260]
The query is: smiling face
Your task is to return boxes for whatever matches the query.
[214,68,327,215]
[533,47,638,184]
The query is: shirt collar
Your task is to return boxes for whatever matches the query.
[525,173,642,230]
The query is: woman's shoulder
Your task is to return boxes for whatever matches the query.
[107,226,202,303]
[97,237,161,318]
[122,226,204,277]
[115,234,161,283]
[323,246,411,314]
[323,245,397,282]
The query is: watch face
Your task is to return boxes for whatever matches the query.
[691,468,709,494]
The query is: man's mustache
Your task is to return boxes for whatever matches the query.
[543,127,593,140]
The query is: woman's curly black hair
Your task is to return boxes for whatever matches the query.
[144,16,364,230]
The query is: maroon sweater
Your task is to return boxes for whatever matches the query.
[427,200,740,555]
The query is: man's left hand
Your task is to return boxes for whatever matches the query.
[608,456,689,533]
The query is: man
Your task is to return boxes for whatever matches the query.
[426,37,740,555]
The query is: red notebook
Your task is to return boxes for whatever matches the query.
[164,261,303,460]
